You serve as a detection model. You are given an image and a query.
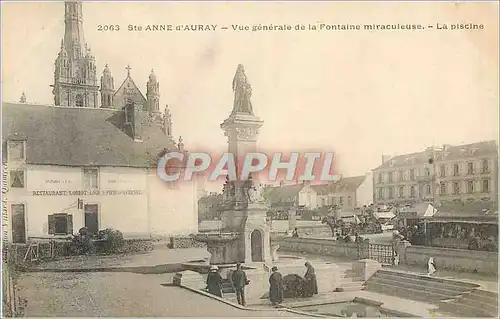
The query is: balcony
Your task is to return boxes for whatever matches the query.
[416,175,435,182]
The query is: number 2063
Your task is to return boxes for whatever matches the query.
[97,25,120,31]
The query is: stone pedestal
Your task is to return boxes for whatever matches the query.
[173,270,205,290]
[352,259,381,281]
[244,202,272,264]
[396,240,411,264]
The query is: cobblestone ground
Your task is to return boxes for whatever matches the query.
[16,272,308,317]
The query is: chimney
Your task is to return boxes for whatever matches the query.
[123,103,143,141]
[382,154,391,164]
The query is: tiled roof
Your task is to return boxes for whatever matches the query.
[265,184,304,205]
[374,140,498,170]
[2,102,177,168]
[310,176,366,195]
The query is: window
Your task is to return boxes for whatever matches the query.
[425,168,430,176]
[453,163,459,176]
[83,168,99,189]
[398,170,404,181]
[453,182,460,194]
[410,186,416,197]
[399,186,404,198]
[426,184,431,195]
[339,197,344,206]
[48,213,73,235]
[440,165,446,178]
[440,182,446,195]
[388,187,394,199]
[467,162,474,175]
[8,141,25,160]
[409,169,415,181]
[75,94,84,107]
[482,159,489,173]
[9,170,25,188]
[388,172,393,183]
[347,196,352,205]
[378,173,383,184]
[467,181,474,193]
[378,188,383,199]
[482,179,490,193]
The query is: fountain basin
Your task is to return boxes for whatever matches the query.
[190,232,240,243]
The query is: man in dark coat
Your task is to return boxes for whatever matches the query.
[269,266,284,306]
[206,265,223,297]
[303,262,318,297]
[231,263,249,306]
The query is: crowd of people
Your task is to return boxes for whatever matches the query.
[205,261,319,307]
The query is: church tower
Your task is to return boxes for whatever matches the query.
[100,64,114,108]
[146,69,160,113]
[52,1,99,108]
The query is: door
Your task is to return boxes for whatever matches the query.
[84,204,99,234]
[11,204,26,243]
[251,230,263,262]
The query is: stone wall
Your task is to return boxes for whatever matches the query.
[405,245,498,274]
[276,237,359,259]
[275,237,499,275]
[169,237,206,249]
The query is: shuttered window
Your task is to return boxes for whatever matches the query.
[48,213,73,235]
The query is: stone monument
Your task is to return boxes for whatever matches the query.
[192,64,271,265]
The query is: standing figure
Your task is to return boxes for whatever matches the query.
[206,265,223,297]
[292,227,299,238]
[302,262,318,297]
[231,263,250,306]
[269,266,284,306]
[427,257,436,276]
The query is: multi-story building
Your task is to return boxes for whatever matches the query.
[372,141,498,209]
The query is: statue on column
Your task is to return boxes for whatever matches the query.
[231,64,254,115]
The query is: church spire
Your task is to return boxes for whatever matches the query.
[64,1,86,59]
[53,2,99,108]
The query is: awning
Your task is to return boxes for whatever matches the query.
[374,212,395,219]
[425,219,498,225]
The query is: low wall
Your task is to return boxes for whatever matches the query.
[405,245,498,274]
[275,237,498,275]
[169,237,206,249]
[276,237,359,260]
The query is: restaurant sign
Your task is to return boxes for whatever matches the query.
[32,190,143,196]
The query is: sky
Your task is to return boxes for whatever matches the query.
[2,1,498,192]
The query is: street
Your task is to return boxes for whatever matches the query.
[16,272,307,317]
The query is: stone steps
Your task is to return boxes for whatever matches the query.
[363,270,478,304]
[374,270,478,290]
[438,300,496,318]
[437,289,499,317]
[367,277,470,297]
[363,282,461,303]
[339,281,364,292]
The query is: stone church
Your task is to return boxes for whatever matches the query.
[52,1,170,132]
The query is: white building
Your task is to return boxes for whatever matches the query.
[299,175,374,211]
[2,102,198,243]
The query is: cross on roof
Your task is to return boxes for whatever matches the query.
[125,65,132,76]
